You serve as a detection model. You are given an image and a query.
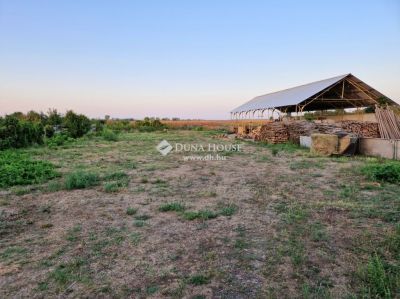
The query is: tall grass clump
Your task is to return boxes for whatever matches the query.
[65,171,99,190]
[159,202,186,212]
[0,151,58,188]
[361,161,400,184]
[359,253,397,298]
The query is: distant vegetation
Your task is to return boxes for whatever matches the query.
[0,110,169,150]
[0,109,91,150]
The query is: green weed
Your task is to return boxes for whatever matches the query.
[159,202,186,212]
[0,151,58,188]
[362,161,400,184]
[65,171,99,190]
[126,207,137,215]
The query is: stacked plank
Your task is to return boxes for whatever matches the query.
[375,106,400,139]
[253,122,289,144]
[338,121,380,138]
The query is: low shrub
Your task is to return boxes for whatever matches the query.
[101,129,118,141]
[105,119,133,132]
[361,162,400,184]
[135,117,166,132]
[65,171,99,190]
[46,134,73,148]
[92,120,104,133]
[0,151,58,188]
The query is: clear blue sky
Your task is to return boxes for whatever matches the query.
[1,0,399,119]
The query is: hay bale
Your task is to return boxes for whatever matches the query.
[311,134,339,156]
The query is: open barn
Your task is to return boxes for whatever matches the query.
[232,74,400,159]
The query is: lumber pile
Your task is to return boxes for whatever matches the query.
[243,119,382,144]
[253,122,289,144]
[248,126,262,139]
[339,121,380,138]
[313,123,343,135]
[285,121,315,144]
[375,106,400,139]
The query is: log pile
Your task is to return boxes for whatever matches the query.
[253,122,289,144]
[375,106,400,139]
[285,121,315,144]
[243,120,382,144]
[339,121,380,138]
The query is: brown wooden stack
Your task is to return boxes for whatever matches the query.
[245,119,382,144]
[248,126,262,139]
[313,123,344,135]
[285,121,316,143]
[254,122,289,143]
[339,121,380,138]
[375,106,400,139]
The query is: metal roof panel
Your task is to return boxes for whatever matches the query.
[231,74,350,113]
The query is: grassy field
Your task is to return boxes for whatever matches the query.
[0,130,399,298]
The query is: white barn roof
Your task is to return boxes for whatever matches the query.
[231,74,397,115]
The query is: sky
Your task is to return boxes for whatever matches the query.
[0,0,399,119]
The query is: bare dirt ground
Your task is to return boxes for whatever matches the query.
[0,131,398,298]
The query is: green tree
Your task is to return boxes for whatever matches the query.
[63,110,91,138]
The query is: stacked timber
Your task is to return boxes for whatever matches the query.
[339,121,380,138]
[285,121,316,144]
[375,106,400,139]
[253,122,289,144]
[245,120,381,144]
[248,126,262,139]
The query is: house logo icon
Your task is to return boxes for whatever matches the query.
[156,140,173,156]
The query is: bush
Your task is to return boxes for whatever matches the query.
[46,109,63,126]
[65,171,99,190]
[92,120,105,133]
[46,134,73,148]
[0,115,44,150]
[102,129,118,141]
[105,120,132,132]
[135,117,166,132]
[362,162,400,184]
[63,110,91,138]
[44,124,55,138]
[0,151,58,188]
